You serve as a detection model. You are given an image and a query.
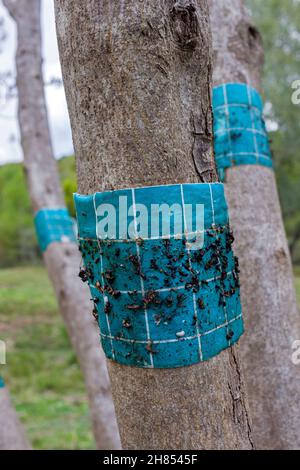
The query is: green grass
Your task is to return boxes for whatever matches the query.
[0,266,94,449]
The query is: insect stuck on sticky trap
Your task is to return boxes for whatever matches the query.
[104,301,112,314]
[95,281,103,293]
[125,304,143,311]
[122,318,131,329]
[165,295,173,307]
[136,237,144,246]
[92,307,98,322]
[145,340,157,354]
[177,293,186,307]
[150,258,159,270]
[103,270,115,283]
[104,284,121,298]
[226,330,234,341]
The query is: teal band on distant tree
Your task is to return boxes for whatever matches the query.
[34,208,76,252]
[74,183,243,369]
[213,83,273,181]
[0,376,4,388]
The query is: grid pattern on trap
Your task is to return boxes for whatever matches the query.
[34,208,77,252]
[213,83,273,182]
[0,376,4,388]
[75,183,244,369]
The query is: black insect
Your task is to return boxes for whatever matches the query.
[177,293,186,307]
[193,249,205,263]
[103,270,115,283]
[144,290,161,306]
[95,281,103,293]
[185,275,200,293]
[205,254,219,270]
[128,254,145,278]
[165,295,173,307]
[92,307,98,322]
[176,267,185,278]
[150,259,159,270]
[145,341,157,354]
[78,268,91,283]
[104,301,112,314]
[125,304,142,311]
[112,290,121,298]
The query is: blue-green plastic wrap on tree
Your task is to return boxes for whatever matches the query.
[75,183,243,369]
[213,83,273,181]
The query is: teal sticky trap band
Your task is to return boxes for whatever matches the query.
[75,183,243,369]
[213,83,273,181]
[34,208,76,252]
[0,376,4,388]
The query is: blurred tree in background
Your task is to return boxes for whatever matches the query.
[0,156,76,267]
[247,0,300,265]
[0,163,36,266]
[1,0,300,268]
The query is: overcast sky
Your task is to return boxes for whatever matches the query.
[0,0,73,165]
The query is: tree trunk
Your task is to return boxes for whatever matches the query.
[210,0,300,449]
[3,0,120,450]
[0,380,31,449]
[54,0,254,450]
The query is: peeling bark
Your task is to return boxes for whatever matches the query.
[3,0,120,450]
[55,0,254,449]
[210,0,300,449]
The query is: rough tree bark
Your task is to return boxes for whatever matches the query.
[3,0,120,450]
[0,383,31,449]
[55,0,254,450]
[210,0,300,449]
